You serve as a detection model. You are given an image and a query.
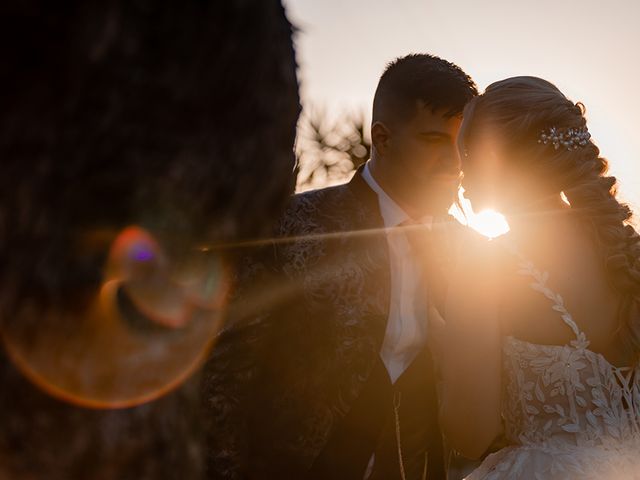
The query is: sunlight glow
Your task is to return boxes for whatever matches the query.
[469,210,510,239]
[449,188,510,239]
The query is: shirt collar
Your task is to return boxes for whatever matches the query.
[361,162,433,229]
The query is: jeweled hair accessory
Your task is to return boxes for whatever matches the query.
[538,126,591,151]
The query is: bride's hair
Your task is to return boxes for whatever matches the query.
[461,76,640,358]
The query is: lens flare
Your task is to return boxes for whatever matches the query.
[2,228,229,410]
[468,210,510,239]
[449,188,510,239]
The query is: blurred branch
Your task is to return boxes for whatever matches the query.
[294,106,371,192]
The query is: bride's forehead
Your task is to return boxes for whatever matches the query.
[460,115,503,143]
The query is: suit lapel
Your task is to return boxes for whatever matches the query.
[346,165,384,227]
[345,165,390,348]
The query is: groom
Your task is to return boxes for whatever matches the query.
[202,54,477,480]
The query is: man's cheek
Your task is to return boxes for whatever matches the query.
[406,144,435,172]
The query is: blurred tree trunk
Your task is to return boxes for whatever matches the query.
[0,1,299,479]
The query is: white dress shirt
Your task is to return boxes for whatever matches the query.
[361,163,432,383]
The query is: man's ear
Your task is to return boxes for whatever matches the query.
[371,121,392,158]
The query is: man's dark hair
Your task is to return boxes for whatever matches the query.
[372,53,477,124]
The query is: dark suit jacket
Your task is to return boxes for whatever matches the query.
[201,168,457,479]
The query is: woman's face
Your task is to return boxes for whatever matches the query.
[459,120,508,212]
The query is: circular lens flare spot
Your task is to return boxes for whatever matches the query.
[2,253,229,410]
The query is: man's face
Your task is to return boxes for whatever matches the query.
[383,107,462,217]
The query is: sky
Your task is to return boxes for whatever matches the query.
[282,0,640,210]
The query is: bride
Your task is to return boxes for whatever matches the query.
[437,76,640,479]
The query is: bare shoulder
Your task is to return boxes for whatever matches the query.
[455,226,509,271]
[430,217,498,263]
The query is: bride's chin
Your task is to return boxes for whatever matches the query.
[462,186,501,211]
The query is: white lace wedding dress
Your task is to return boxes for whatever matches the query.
[466,248,640,479]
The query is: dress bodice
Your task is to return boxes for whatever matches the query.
[500,249,640,447]
[465,243,640,479]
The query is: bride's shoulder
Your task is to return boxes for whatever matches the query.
[432,216,485,248]
[453,227,515,275]
[458,224,500,251]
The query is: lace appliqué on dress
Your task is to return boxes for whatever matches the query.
[466,243,640,479]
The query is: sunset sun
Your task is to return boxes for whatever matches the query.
[468,209,510,239]
[449,189,510,239]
